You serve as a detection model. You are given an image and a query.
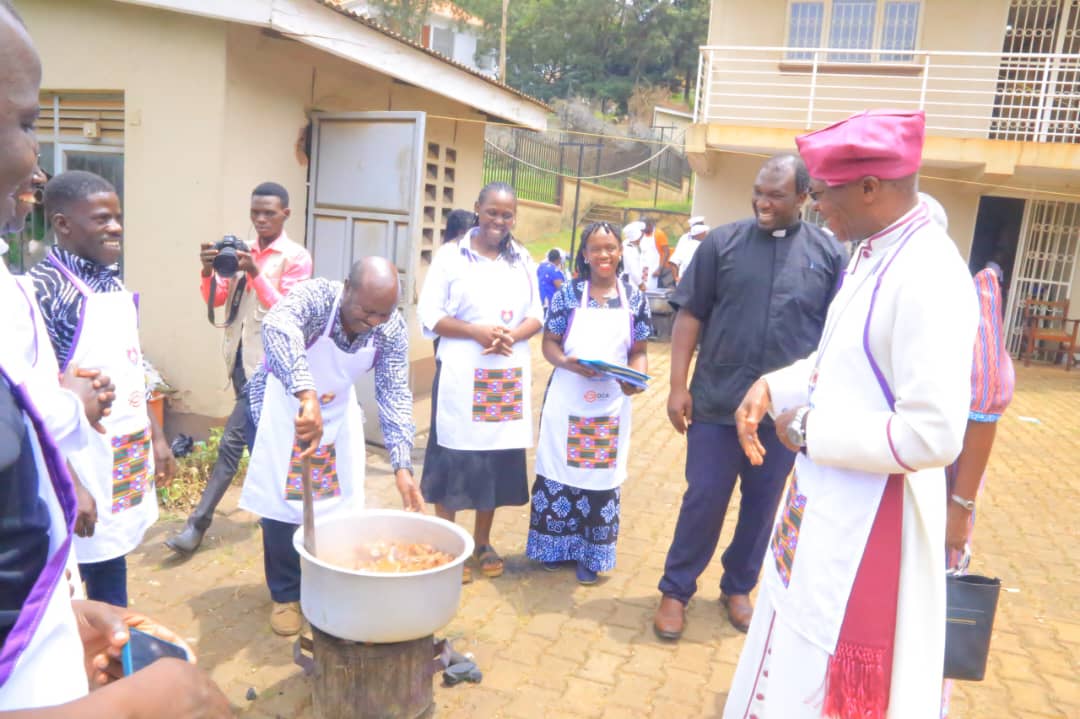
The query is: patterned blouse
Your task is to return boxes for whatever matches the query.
[545,278,652,342]
[247,277,415,471]
[968,267,1015,423]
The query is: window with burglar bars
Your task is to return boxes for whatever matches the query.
[785,0,922,62]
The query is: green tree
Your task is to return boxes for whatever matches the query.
[364,0,435,40]
[456,0,708,111]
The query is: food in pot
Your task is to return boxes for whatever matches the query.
[342,541,455,573]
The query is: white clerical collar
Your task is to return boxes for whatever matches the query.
[857,202,928,258]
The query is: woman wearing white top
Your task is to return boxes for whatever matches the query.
[417,182,544,582]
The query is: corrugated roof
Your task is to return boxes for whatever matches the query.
[311,0,550,113]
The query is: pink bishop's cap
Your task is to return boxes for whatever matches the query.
[795,110,925,186]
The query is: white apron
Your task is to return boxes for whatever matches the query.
[535,281,634,491]
[0,371,89,708]
[240,290,373,525]
[49,257,158,565]
[435,253,534,451]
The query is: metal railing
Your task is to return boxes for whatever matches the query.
[694,45,1080,143]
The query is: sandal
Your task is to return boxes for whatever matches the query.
[473,544,504,578]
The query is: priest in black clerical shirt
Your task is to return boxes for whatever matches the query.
[654,154,845,640]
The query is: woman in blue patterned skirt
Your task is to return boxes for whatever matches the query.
[526,222,651,584]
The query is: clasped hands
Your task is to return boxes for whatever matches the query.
[472,324,516,357]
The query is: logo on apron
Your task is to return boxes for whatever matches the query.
[566,415,620,469]
[284,442,341,501]
[472,367,524,422]
[127,347,140,365]
[500,309,513,324]
[770,476,807,588]
[111,427,152,513]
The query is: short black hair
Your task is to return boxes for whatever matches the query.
[252,181,289,208]
[546,248,561,263]
[764,154,810,195]
[43,170,116,219]
[444,208,475,243]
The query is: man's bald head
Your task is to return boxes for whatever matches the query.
[0,1,42,233]
[340,256,400,338]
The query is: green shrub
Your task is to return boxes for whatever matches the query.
[157,427,249,511]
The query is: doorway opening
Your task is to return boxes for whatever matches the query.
[970,195,1025,288]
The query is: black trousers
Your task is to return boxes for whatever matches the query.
[658,421,795,604]
[187,348,249,531]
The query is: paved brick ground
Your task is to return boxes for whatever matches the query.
[127,341,1079,718]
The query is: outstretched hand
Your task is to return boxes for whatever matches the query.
[735,379,771,466]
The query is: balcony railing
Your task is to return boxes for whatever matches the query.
[693,45,1080,143]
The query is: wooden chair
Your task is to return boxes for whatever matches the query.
[1020,298,1079,370]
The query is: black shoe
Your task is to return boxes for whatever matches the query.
[165,523,206,555]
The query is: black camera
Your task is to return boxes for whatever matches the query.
[212,235,249,277]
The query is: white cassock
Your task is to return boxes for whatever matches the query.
[723,203,978,719]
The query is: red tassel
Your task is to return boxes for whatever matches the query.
[822,640,889,719]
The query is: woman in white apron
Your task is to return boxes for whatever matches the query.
[417,182,544,582]
[525,223,651,584]
[42,250,160,609]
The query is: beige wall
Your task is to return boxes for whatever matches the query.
[515,199,563,239]
[22,0,231,420]
[560,179,628,225]
[627,177,687,205]
[23,1,502,421]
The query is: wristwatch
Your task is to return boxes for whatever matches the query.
[950,494,976,511]
[785,406,810,448]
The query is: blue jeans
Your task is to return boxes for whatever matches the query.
[658,421,795,604]
[79,555,128,607]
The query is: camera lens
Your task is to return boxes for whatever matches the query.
[213,248,239,277]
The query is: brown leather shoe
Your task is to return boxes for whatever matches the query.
[653,595,686,641]
[720,593,752,633]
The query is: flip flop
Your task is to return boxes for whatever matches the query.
[473,544,504,578]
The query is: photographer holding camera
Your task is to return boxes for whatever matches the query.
[166,182,312,555]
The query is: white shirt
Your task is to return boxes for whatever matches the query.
[417,231,544,339]
[621,241,644,289]
[670,234,702,271]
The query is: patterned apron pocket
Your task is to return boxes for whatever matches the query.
[111,427,153,513]
[284,443,341,501]
[566,415,620,469]
[471,367,524,422]
[770,476,807,588]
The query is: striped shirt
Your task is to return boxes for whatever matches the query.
[247,277,415,471]
[28,246,124,369]
[968,267,1014,422]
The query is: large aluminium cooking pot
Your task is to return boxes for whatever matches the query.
[292,509,474,643]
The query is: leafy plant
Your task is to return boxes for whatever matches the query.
[157,427,248,511]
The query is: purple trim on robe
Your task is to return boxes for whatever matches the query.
[0,371,78,687]
[861,211,930,412]
[886,415,917,472]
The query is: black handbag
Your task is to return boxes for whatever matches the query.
[944,571,1001,681]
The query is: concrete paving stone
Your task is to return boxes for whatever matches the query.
[1003,679,1065,715]
[580,650,627,684]
[123,345,1078,718]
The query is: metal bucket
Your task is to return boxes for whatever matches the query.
[293,510,474,643]
[646,290,675,340]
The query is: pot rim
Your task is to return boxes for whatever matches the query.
[292,508,475,579]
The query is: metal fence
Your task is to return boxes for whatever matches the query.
[483,128,690,206]
[482,131,563,205]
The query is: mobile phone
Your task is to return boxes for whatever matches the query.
[121,627,191,676]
